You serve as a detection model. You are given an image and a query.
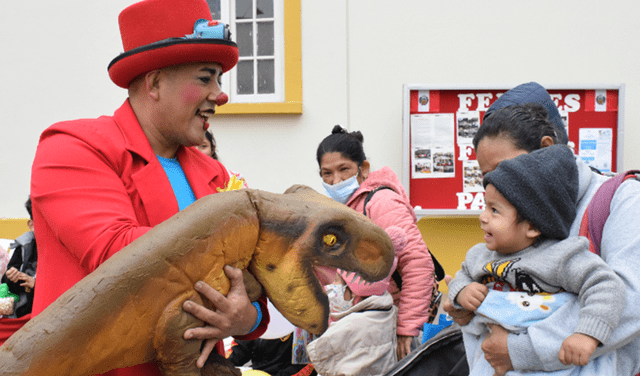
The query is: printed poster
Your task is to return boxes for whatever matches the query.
[463,160,483,192]
[456,111,480,145]
[579,128,612,173]
[411,113,455,178]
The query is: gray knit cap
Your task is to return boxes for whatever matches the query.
[482,145,578,240]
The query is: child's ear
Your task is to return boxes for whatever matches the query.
[526,223,542,239]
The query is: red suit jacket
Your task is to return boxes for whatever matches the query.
[30,100,267,376]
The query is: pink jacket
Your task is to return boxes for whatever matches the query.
[346,167,435,337]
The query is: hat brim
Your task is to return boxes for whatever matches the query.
[108,39,239,88]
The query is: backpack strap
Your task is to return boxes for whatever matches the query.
[363,186,395,217]
[579,170,640,255]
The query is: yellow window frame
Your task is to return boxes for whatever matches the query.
[216,0,302,115]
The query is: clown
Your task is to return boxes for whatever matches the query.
[29,0,263,375]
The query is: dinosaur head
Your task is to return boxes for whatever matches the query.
[249,185,395,335]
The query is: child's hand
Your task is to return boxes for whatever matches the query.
[456,282,488,312]
[559,333,599,366]
[443,276,475,326]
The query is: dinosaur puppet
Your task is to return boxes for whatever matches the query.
[0,185,395,376]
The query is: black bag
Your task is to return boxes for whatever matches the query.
[384,323,468,376]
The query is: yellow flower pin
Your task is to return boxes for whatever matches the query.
[217,175,246,192]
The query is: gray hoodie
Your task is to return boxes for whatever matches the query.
[507,159,640,374]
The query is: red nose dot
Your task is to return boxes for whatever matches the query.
[216,92,229,106]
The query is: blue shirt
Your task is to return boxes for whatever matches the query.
[157,155,197,210]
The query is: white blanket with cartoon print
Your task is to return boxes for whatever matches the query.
[463,289,616,376]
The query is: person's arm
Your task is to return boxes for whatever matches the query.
[366,190,434,360]
[559,246,625,346]
[366,190,435,337]
[446,245,484,310]
[443,238,493,326]
[31,128,152,273]
[442,275,475,326]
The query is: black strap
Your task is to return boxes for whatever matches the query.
[362,186,445,283]
[363,186,395,217]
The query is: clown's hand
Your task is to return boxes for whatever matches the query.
[183,266,257,368]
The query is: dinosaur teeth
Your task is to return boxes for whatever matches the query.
[341,271,374,288]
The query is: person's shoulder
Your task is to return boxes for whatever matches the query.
[618,173,640,192]
[41,114,124,150]
[545,236,590,256]
[466,242,489,256]
[600,171,640,215]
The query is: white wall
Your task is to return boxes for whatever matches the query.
[1,0,639,218]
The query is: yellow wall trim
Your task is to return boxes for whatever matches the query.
[217,0,302,115]
[0,218,30,240]
[216,101,302,114]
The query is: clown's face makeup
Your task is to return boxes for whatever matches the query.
[150,62,227,157]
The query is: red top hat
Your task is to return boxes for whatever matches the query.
[108,0,239,88]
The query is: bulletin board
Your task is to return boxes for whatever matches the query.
[402,84,625,218]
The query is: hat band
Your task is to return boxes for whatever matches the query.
[108,37,237,71]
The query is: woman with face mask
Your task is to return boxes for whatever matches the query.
[316,125,437,360]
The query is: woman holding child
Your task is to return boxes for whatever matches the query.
[444,82,640,376]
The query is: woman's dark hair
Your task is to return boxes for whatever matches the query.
[25,196,32,220]
[204,130,218,160]
[473,103,561,153]
[316,125,367,167]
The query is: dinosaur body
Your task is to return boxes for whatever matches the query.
[0,185,394,376]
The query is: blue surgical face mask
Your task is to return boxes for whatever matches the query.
[322,173,360,204]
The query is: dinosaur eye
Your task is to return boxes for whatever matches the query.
[323,234,337,246]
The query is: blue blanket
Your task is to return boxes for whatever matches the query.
[462,290,615,376]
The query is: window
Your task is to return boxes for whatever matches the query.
[207,0,302,114]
